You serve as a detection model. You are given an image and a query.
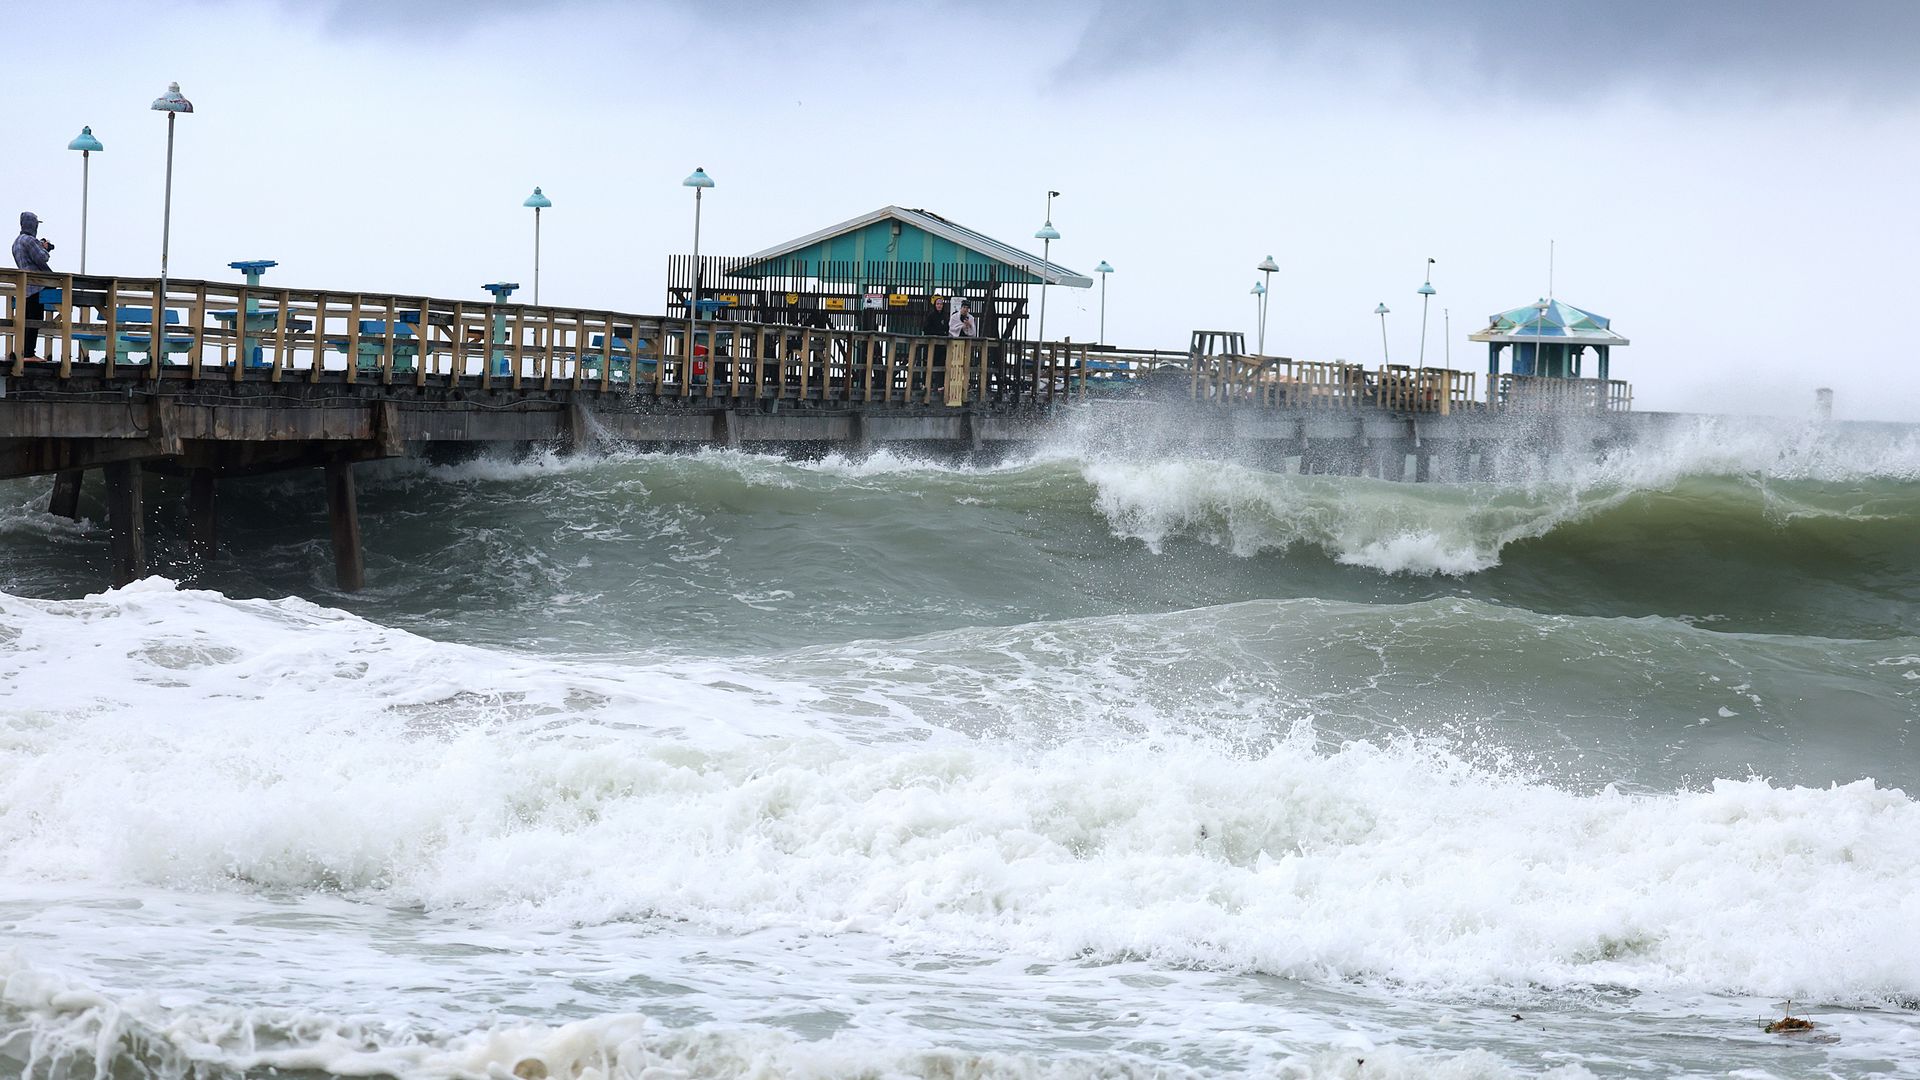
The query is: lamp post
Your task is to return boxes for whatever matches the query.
[1094,260,1112,345]
[1417,258,1436,368]
[150,82,193,325]
[1256,254,1278,354]
[1033,190,1060,343]
[1374,302,1391,364]
[523,186,551,305]
[67,126,103,274]
[682,167,714,375]
[1444,307,1451,368]
[1250,282,1266,344]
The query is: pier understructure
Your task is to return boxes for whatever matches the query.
[3,271,1636,591]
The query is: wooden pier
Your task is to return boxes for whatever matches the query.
[3,269,1635,592]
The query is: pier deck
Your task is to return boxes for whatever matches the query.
[4,270,1637,591]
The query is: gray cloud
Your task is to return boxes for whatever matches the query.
[180,0,1920,102]
[1063,0,1920,100]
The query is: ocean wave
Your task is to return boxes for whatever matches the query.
[2,951,1636,1080]
[4,585,1917,1006]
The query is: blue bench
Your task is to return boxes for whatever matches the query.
[583,333,654,382]
[327,313,420,374]
[72,307,195,366]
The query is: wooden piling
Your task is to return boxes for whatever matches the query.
[324,460,365,592]
[188,468,217,562]
[566,400,594,453]
[104,461,146,587]
[47,469,83,520]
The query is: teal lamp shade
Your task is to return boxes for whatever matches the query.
[523,186,552,209]
[1374,302,1391,315]
[1257,255,1279,273]
[1250,282,1266,295]
[1034,221,1060,241]
[151,81,193,113]
[68,126,103,153]
[683,167,714,188]
[1095,261,1113,274]
[1418,280,1436,296]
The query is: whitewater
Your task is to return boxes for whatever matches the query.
[2,413,1918,1078]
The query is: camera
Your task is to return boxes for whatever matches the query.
[41,239,53,252]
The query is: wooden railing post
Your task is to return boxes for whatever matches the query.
[309,293,328,383]
[58,273,76,377]
[103,281,119,380]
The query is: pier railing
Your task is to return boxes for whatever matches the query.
[1188,354,1480,414]
[2,270,1100,408]
[4,271,1630,414]
[1493,373,1633,412]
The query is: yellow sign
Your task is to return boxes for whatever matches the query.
[823,298,848,311]
[785,293,800,305]
[716,294,739,305]
[887,294,910,307]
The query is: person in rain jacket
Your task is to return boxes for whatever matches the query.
[11,212,54,360]
[920,294,948,336]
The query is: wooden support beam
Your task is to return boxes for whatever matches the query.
[104,460,146,587]
[188,468,217,562]
[324,460,365,592]
[3,437,170,483]
[47,469,84,519]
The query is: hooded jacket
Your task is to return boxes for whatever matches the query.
[13,212,51,274]
[920,297,949,336]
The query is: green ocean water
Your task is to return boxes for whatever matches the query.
[2,412,1918,1078]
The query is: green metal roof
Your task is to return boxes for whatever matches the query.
[734,206,1093,288]
[1467,299,1630,346]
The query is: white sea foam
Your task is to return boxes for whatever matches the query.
[3,583,1917,1009]
[1080,459,1567,574]
[3,945,1645,1080]
[1072,411,1920,574]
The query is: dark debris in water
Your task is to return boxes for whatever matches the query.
[1763,1000,1816,1035]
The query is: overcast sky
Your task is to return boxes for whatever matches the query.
[10,0,1920,418]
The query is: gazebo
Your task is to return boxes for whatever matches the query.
[667,206,1090,339]
[1468,299,1628,382]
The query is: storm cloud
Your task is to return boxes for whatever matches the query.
[1066,0,1920,100]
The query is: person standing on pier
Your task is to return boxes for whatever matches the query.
[11,211,55,361]
[921,294,948,336]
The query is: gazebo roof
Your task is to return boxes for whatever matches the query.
[1468,299,1630,346]
[736,205,1092,287]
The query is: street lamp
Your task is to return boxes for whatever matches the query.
[682,167,714,376]
[1033,190,1060,343]
[1374,302,1391,364]
[1417,258,1436,368]
[1250,282,1266,344]
[67,126,103,274]
[1256,254,1278,354]
[1094,260,1113,345]
[150,82,193,328]
[523,186,551,305]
